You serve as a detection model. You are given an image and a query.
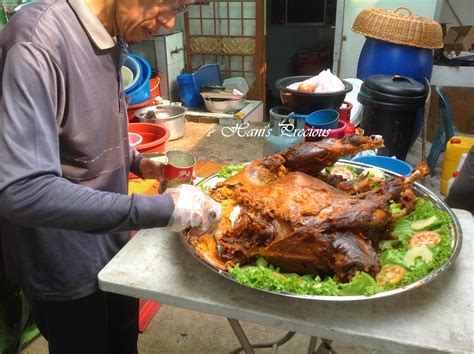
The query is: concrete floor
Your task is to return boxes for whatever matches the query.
[21,121,445,354]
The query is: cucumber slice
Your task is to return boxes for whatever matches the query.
[403,246,433,267]
[360,167,385,179]
[411,215,438,231]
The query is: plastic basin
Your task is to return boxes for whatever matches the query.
[305,109,339,129]
[351,155,413,176]
[128,123,170,154]
[127,54,152,105]
[123,56,141,93]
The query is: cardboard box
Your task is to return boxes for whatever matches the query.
[443,26,474,52]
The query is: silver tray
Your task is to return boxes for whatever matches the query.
[180,160,463,301]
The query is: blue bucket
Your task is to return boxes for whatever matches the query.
[351,155,413,176]
[305,109,339,129]
[126,54,152,105]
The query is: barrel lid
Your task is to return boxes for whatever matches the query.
[364,75,426,96]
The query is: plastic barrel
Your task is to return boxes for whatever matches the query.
[357,38,433,147]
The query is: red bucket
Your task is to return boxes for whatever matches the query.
[150,75,160,99]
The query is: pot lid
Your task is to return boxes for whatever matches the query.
[363,75,426,97]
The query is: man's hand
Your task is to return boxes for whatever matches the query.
[139,158,165,182]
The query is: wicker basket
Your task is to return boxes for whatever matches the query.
[351,7,443,49]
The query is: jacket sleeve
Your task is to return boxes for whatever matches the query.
[0,42,174,232]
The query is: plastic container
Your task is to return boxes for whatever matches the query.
[357,38,434,83]
[447,171,460,195]
[304,109,339,129]
[275,76,353,114]
[357,38,434,147]
[177,74,201,108]
[127,54,152,105]
[128,123,170,154]
[440,136,474,195]
[351,155,413,176]
[123,56,141,93]
[127,97,154,122]
[149,75,160,99]
[358,74,427,160]
[337,101,353,123]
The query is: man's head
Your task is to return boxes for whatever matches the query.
[89,0,194,44]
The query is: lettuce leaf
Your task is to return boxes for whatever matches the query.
[217,163,246,179]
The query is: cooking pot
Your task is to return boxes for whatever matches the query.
[135,105,186,140]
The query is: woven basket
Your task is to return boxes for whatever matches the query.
[351,7,443,49]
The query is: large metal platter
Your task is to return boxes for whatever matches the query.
[180,160,463,301]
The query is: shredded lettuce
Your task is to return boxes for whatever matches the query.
[217,163,246,179]
[228,198,453,297]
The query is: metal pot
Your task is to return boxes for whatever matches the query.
[135,105,186,140]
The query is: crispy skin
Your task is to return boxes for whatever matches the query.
[281,135,384,177]
[194,139,429,282]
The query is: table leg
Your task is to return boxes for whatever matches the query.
[307,336,318,353]
[227,318,255,354]
[227,318,296,354]
[315,338,336,354]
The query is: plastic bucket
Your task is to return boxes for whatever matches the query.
[127,54,152,105]
[351,155,413,176]
[177,74,201,107]
[128,123,169,154]
[357,38,434,148]
[149,75,160,99]
[358,75,427,160]
[123,56,141,93]
[305,109,339,129]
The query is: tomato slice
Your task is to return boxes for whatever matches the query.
[409,231,441,248]
[376,264,406,288]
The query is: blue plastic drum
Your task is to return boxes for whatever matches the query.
[357,38,434,147]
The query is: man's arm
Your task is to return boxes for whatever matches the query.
[0,42,174,232]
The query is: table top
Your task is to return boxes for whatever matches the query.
[98,209,474,353]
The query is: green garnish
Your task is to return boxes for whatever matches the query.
[217,163,246,179]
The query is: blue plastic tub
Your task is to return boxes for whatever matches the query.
[351,155,413,176]
[123,56,141,93]
[127,54,152,105]
[177,63,223,107]
[305,109,339,129]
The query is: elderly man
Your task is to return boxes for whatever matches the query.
[0,0,218,353]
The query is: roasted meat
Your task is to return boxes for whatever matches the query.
[190,136,429,282]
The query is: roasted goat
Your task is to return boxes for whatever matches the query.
[190,136,429,282]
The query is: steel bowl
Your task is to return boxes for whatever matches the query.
[135,105,186,141]
[200,92,246,114]
[276,76,353,114]
[180,160,463,301]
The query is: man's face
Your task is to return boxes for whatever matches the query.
[116,0,186,44]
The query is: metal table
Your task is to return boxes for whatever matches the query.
[98,209,474,353]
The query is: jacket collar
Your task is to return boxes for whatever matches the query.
[68,0,116,50]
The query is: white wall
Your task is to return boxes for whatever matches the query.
[439,0,474,28]
[338,0,441,79]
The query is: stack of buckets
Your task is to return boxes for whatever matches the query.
[265,102,353,154]
[123,54,161,122]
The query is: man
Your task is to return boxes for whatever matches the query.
[0,0,219,353]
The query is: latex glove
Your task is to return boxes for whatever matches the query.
[163,184,221,233]
[139,158,165,182]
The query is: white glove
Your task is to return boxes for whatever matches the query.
[163,184,221,233]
